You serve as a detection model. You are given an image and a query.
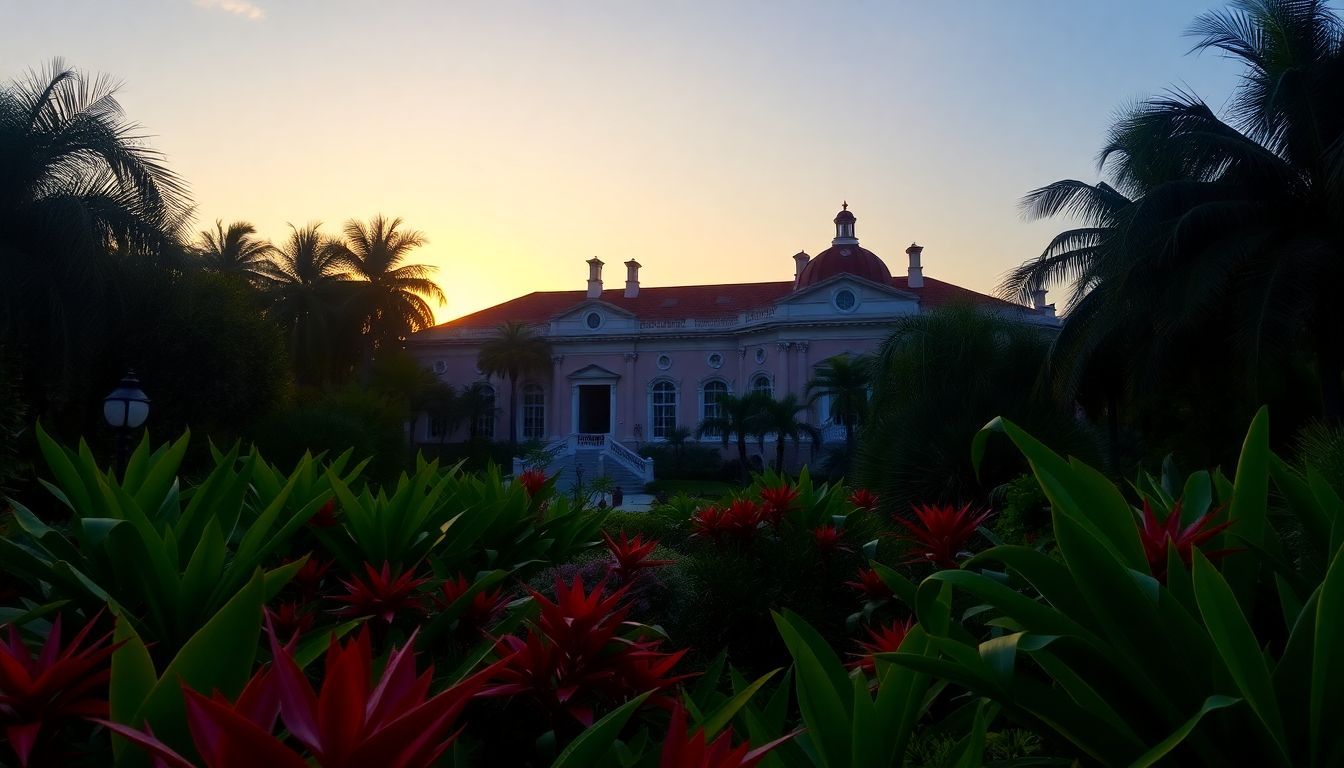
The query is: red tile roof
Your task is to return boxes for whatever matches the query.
[427,276,1036,331]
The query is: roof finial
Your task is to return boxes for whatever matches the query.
[842,200,848,211]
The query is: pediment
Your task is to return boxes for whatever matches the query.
[552,300,637,322]
[567,364,622,380]
[778,273,918,305]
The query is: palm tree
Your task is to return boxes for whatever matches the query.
[758,394,821,473]
[255,223,349,386]
[477,321,553,448]
[859,306,1100,510]
[418,383,462,445]
[0,59,189,413]
[338,215,446,368]
[195,220,275,278]
[1006,0,1344,424]
[697,392,767,483]
[806,354,873,456]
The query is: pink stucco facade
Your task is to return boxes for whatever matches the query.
[406,206,1056,454]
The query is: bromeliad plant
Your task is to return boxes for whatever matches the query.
[104,624,498,768]
[881,408,1344,766]
[0,615,118,767]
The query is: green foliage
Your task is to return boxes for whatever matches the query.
[250,386,409,484]
[858,305,1102,510]
[898,408,1344,765]
[3,426,327,655]
[638,443,724,481]
[773,610,958,768]
[988,474,1050,546]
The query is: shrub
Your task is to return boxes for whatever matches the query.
[638,442,724,481]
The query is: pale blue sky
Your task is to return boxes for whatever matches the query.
[3,1,1247,319]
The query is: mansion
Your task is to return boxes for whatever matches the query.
[406,205,1057,485]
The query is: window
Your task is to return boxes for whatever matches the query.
[751,374,773,399]
[834,288,856,312]
[657,354,672,370]
[472,385,496,439]
[707,352,724,369]
[432,360,447,375]
[585,312,602,329]
[649,380,678,439]
[522,384,545,440]
[701,380,729,437]
[429,416,448,439]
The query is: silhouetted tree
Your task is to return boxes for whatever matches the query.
[477,321,552,448]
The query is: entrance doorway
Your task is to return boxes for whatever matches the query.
[577,384,611,434]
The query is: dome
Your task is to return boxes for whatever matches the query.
[796,244,891,288]
[795,203,891,288]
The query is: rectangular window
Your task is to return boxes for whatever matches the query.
[429,416,448,438]
[523,387,546,440]
[650,383,677,439]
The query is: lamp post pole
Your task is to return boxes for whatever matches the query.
[103,371,150,478]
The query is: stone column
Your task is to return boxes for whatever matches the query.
[777,341,793,397]
[550,354,565,439]
[623,352,638,441]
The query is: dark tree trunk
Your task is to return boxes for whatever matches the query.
[736,432,750,484]
[775,436,786,474]
[509,375,520,449]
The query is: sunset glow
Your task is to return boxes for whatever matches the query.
[5,1,1237,323]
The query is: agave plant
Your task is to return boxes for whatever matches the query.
[1,428,327,653]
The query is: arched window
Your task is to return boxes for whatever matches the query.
[700,379,730,437]
[649,380,678,439]
[751,374,773,399]
[472,385,496,439]
[521,384,545,440]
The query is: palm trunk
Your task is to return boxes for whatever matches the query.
[736,432,750,484]
[775,437,786,473]
[509,376,520,449]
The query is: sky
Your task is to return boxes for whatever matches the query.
[3,1,1247,323]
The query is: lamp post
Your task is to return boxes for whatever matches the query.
[103,371,149,477]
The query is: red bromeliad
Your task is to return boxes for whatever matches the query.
[848,488,879,512]
[847,618,915,675]
[308,498,340,528]
[1136,500,1236,579]
[437,575,509,631]
[291,557,333,599]
[332,562,427,623]
[101,626,496,768]
[758,484,799,527]
[265,602,315,643]
[895,503,991,569]
[482,576,689,725]
[658,701,794,768]
[0,615,119,768]
[692,499,765,543]
[811,525,851,557]
[602,531,673,579]
[517,468,548,496]
[845,567,894,601]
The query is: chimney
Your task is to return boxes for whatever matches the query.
[586,257,604,299]
[905,243,924,288]
[792,251,810,288]
[1031,288,1056,319]
[624,259,640,298]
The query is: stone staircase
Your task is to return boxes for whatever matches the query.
[548,450,648,494]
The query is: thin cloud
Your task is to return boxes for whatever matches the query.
[193,0,265,20]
